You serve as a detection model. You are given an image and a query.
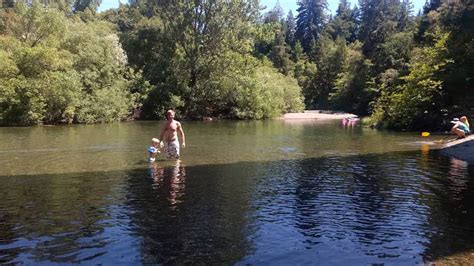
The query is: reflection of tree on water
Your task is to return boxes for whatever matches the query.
[447,158,469,197]
[128,161,252,264]
[0,213,20,263]
[148,161,186,207]
[290,153,433,262]
[421,157,474,262]
[345,155,425,256]
[0,173,117,264]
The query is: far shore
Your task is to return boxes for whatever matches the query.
[280,110,357,120]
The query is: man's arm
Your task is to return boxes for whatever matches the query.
[159,124,166,145]
[178,122,186,148]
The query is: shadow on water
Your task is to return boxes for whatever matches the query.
[1,150,474,264]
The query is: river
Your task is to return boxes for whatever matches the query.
[1,120,474,264]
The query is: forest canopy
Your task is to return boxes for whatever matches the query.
[0,0,472,131]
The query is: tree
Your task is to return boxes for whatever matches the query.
[437,0,474,111]
[327,0,358,43]
[330,41,373,114]
[370,30,451,130]
[156,0,261,118]
[295,0,328,53]
[303,36,346,109]
[398,0,414,31]
[269,26,294,75]
[0,2,146,125]
[416,0,441,42]
[358,0,404,58]
[263,1,283,23]
[284,10,296,48]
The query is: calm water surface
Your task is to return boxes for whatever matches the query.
[1,120,474,264]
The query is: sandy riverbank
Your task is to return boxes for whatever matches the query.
[280,110,357,120]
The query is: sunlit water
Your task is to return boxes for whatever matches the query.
[1,120,474,264]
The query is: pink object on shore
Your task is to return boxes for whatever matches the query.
[342,116,360,127]
[342,118,348,126]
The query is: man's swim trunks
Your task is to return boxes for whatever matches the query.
[163,140,180,159]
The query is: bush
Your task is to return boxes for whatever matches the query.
[230,65,304,119]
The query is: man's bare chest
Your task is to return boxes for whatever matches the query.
[165,122,178,132]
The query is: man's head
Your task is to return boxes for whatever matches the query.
[152,138,160,146]
[166,109,175,120]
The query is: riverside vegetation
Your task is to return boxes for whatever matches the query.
[0,0,472,131]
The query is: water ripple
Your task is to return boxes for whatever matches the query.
[2,122,474,264]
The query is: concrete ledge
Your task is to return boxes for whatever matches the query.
[440,135,474,163]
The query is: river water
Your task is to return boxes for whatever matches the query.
[1,120,474,264]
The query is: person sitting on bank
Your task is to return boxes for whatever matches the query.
[451,116,470,139]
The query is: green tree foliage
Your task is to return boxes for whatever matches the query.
[263,1,284,23]
[437,0,474,111]
[111,0,305,120]
[358,0,412,73]
[416,0,442,42]
[104,11,170,120]
[1,0,472,130]
[293,42,317,88]
[4,0,102,14]
[230,64,304,119]
[269,24,294,75]
[295,0,328,53]
[0,1,146,125]
[253,16,282,58]
[370,31,451,130]
[329,41,373,114]
[398,0,414,31]
[377,31,413,74]
[302,36,346,109]
[284,10,296,48]
[158,0,261,118]
[326,0,358,43]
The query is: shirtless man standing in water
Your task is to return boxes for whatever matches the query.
[159,109,186,159]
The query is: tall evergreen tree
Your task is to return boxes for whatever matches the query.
[330,41,372,114]
[416,0,442,41]
[397,0,414,31]
[304,36,346,108]
[73,0,101,12]
[327,0,358,43]
[269,27,293,75]
[284,10,296,48]
[295,0,328,53]
[424,0,442,13]
[359,0,397,56]
[1,0,15,8]
[358,0,410,73]
[264,1,283,23]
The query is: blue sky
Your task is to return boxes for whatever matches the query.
[259,0,425,15]
[99,0,425,16]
